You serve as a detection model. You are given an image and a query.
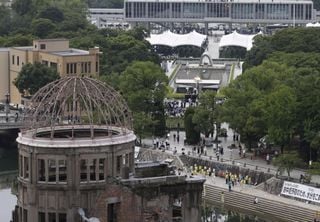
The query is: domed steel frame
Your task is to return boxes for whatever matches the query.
[22,76,132,138]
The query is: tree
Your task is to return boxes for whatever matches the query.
[244,28,320,70]
[13,62,60,95]
[308,162,320,176]
[0,6,11,35]
[12,0,33,15]
[193,107,212,138]
[184,107,200,145]
[31,18,56,38]
[38,6,64,23]
[273,153,302,179]
[264,85,297,154]
[133,112,155,144]
[192,91,216,138]
[119,61,168,137]
[101,29,160,75]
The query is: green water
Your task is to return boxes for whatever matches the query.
[201,203,270,222]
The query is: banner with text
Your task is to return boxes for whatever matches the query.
[281,181,320,204]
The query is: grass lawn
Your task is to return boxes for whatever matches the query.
[166,117,184,130]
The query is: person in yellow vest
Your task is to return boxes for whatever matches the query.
[231,174,235,186]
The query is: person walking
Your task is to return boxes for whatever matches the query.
[266,154,270,164]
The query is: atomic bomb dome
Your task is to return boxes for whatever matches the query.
[21,76,133,140]
[16,76,136,222]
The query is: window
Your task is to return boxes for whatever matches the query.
[81,62,93,74]
[99,158,105,180]
[67,63,77,74]
[80,159,87,182]
[19,155,23,177]
[88,62,91,73]
[38,159,46,182]
[38,212,45,222]
[48,159,56,182]
[17,56,20,66]
[23,209,28,222]
[67,64,70,74]
[89,159,96,181]
[40,44,46,50]
[48,212,56,222]
[58,160,67,182]
[116,155,121,173]
[107,203,117,222]
[58,213,66,222]
[50,62,57,71]
[12,55,15,65]
[23,156,29,179]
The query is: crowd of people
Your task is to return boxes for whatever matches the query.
[188,164,256,192]
[164,100,185,117]
[224,171,255,191]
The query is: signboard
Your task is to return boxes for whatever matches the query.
[281,181,320,204]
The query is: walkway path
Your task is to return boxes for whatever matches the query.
[142,124,320,184]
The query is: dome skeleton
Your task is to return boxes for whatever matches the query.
[22,76,132,139]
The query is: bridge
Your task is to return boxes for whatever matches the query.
[0,112,23,130]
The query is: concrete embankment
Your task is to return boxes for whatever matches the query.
[138,148,319,222]
[203,182,318,222]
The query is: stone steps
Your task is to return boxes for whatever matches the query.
[203,184,316,222]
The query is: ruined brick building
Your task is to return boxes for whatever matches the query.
[13,76,204,222]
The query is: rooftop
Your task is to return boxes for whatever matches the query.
[51,49,90,56]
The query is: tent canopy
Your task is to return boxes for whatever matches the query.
[306,22,320,27]
[146,30,207,48]
[219,31,262,51]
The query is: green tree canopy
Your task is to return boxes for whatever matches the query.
[244,28,320,70]
[119,61,168,137]
[273,152,302,178]
[31,18,56,38]
[101,32,159,75]
[184,107,201,145]
[13,62,60,95]
[192,91,216,138]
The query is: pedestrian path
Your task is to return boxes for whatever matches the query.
[142,126,320,184]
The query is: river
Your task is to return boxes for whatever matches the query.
[0,130,269,222]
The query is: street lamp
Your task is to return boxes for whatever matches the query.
[194,76,201,96]
[5,92,9,122]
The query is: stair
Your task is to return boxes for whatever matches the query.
[203,184,317,222]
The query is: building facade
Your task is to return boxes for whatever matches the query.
[9,39,100,105]
[88,8,130,29]
[124,0,315,26]
[0,48,9,102]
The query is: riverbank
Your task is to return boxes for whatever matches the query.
[138,148,319,222]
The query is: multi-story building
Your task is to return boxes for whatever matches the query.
[0,48,9,102]
[9,39,100,105]
[124,0,316,32]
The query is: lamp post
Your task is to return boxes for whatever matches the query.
[5,92,9,122]
[194,76,201,97]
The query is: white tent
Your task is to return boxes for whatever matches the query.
[146,30,207,48]
[219,31,262,51]
[306,22,320,27]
